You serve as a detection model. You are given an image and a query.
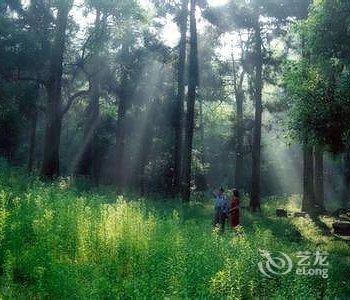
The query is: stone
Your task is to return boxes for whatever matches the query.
[276,208,287,217]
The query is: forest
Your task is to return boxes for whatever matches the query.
[0,0,350,298]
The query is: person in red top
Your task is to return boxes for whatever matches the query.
[229,189,240,228]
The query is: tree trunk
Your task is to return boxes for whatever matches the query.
[77,79,100,181]
[40,1,70,178]
[27,110,37,172]
[136,104,156,195]
[234,92,244,189]
[232,55,245,190]
[41,86,63,178]
[250,25,263,212]
[342,148,350,208]
[173,0,188,196]
[115,87,128,189]
[77,9,101,183]
[182,0,198,202]
[199,96,205,159]
[314,146,324,211]
[302,145,315,212]
[137,127,153,196]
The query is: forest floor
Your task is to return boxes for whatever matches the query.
[0,167,349,298]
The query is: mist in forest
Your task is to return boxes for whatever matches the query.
[2,0,350,210]
[1,0,350,298]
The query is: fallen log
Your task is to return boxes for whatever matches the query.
[338,213,350,222]
[332,208,350,217]
[332,222,350,236]
[294,212,307,218]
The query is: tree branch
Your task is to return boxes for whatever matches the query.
[61,89,90,116]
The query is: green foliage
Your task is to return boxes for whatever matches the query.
[0,169,349,298]
[283,0,350,152]
[304,0,350,61]
[283,59,331,144]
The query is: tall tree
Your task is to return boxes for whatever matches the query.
[231,48,245,189]
[114,47,145,189]
[249,0,310,211]
[40,0,72,178]
[182,0,198,201]
[0,0,89,177]
[115,69,131,188]
[77,8,104,182]
[250,24,263,211]
[172,0,188,196]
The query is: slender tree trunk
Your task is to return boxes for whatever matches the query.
[77,9,101,183]
[173,0,188,195]
[196,96,207,191]
[302,145,315,212]
[199,97,205,158]
[342,148,350,208]
[250,25,263,211]
[299,27,315,212]
[314,146,324,211]
[234,93,244,189]
[115,88,128,189]
[77,79,100,181]
[27,110,37,172]
[232,56,245,189]
[40,2,70,178]
[137,104,156,195]
[182,0,198,201]
[137,127,153,196]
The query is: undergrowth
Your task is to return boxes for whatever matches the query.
[0,167,349,298]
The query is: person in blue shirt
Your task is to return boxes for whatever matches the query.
[212,187,229,233]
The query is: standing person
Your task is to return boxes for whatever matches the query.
[229,189,240,228]
[213,187,229,233]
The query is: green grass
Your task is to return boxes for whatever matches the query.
[0,167,349,298]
